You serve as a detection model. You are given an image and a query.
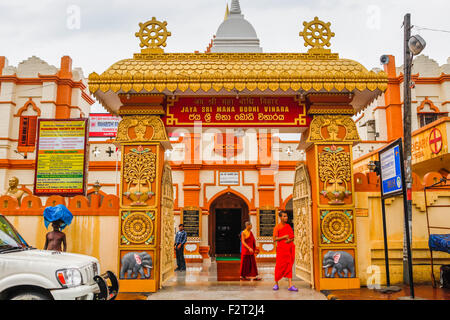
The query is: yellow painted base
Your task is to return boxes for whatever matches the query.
[119,279,157,293]
[319,278,361,290]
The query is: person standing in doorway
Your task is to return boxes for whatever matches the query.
[273,211,298,291]
[174,224,187,271]
[240,221,261,281]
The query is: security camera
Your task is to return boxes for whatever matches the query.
[380,55,390,65]
[408,34,426,55]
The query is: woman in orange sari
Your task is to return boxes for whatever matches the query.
[273,211,297,291]
[240,221,261,281]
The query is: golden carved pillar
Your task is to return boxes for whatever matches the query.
[303,94,361,290]
[115,94,172,293]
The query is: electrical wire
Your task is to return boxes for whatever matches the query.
[0,82,56,97]
[414,25,450,34]
[0,81,95,105]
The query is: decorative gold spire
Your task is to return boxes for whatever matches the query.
[300,17,335,54]
[135,17,171,54]
[224,3,230,20]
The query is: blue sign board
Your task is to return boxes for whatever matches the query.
[380,144,403,196]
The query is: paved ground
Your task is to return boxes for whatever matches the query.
[117,260,326,300]
[116,260,450,301]
[325,285,450,300]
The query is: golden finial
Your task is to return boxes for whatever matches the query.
[93,180,102,194]
[300,17,335,54]
[135,17,171,54]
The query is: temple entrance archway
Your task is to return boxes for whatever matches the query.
[209,192,249,257]
[89,14,388,293]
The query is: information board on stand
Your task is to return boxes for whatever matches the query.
[34,119,89,196]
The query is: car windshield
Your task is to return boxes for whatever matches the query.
[0,215,28,250]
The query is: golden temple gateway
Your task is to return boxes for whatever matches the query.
[1,0,448,297]
[86,9,390,293]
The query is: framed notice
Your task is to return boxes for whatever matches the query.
[34,119,89,196]
[219,172,239,186]
[182,207,201,238]
[257,207,277,237]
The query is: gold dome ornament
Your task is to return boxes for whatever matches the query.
[300,17,335,54]
[135,17,171,53]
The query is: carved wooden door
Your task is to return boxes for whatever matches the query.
[159,162,175,287]
[293,163,314,288]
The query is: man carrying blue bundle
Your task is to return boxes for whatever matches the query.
[43,204,73,252]
[44,220,67,252]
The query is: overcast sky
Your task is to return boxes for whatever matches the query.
[1,0,449,113]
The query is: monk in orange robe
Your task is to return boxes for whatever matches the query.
[273,211,297,291]
[240,221,261,281]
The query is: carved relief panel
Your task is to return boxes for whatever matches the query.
[317,144,353,206]
[307,114,360,143]
[121,145,159,207]
[120,210,156,247]
[319,209,355,245]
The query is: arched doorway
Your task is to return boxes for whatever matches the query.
[209,192,249,257]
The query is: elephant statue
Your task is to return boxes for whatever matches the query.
[120,252,153,279]
[322,251,355,278]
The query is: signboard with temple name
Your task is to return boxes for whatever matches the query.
[89,113,120,137]
[163,96,310,127]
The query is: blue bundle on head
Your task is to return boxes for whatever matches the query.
[43,204,73,230]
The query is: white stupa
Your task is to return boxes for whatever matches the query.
[211,0,263,53]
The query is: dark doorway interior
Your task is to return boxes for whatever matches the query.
[215,209,242,255]
[285,198,294,232]
[209,192,249,257]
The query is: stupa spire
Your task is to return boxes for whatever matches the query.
[212,0,262,53]
[224,3,230,20]
[230,0,241,14]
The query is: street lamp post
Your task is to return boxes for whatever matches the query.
[403,12,413,290]
[401,13,426,300]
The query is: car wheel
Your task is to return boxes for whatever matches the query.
[9,292,50,300]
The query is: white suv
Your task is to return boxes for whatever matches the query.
[0,215,118,300]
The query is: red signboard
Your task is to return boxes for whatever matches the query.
[89,113,120,137]
[162,96,310,127]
